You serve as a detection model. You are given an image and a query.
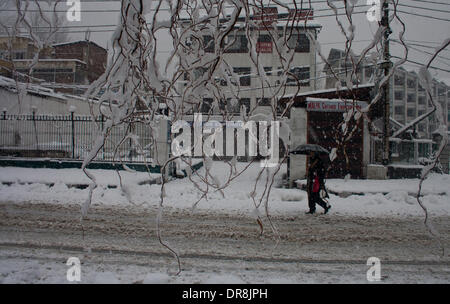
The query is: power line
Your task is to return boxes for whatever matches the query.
[391,40,450,64]
[5,10,370,34]
[2,2,370,14]
[397,41,450,56]
[391,56,450,73]
[397,3,450,14]
[402,39,447,46]
[397,10,450,22]
[410,0,450,6]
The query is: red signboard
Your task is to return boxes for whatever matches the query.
[288,9,314,21]
[256,41,272,53]
[253,7,278,27]
[306,100,367,112]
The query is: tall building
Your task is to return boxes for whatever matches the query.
[178,7,321,117]
[323,48,449,139]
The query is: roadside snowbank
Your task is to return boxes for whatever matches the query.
[0,162,449,218]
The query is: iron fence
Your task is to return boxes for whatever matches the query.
[0,113,156,163]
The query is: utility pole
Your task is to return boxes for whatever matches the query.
[381,0,392,166]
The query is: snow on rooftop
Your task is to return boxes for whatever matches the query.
[280,83,375,99]
[0,75,67,101]
[51,40,106,49]
[13,58,87,65]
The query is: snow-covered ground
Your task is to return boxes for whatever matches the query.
[0,162,449,217]
[1,249,448,284]
[0,162,449,284]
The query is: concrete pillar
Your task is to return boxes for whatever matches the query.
[362,120,370,178]
[154,119,170,167]
[288,107,307,187]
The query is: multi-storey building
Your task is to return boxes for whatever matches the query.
[0,37,107,95]
[323,48,449,139]
[0,35,52,61]
[52,40,107,85]
[178,7,321,117]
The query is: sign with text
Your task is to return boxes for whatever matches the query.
[306,100,367,112]
[289,9,314,21]
[256,42,273,53]
[253,7,278,27]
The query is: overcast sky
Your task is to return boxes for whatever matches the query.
[6,1,450,84]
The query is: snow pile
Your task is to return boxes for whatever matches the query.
[93,272,120,284]
[202,273,245,284]
[142,272,171,284]
[316,174,450,196]
[0,163,449,218]
[0,167,159,187]
[0,260,41,284]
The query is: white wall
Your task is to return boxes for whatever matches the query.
[289,107,307,186]
[0,88,96,115]
[362,120,370,178]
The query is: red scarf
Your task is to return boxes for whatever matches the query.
[312,174,320,193]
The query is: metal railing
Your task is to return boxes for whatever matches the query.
[0,113,155,163]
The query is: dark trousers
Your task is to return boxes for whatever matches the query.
[308,192,328,212]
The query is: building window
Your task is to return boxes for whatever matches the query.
[201,98,213,114]
[418,142,430,157]
[365,66,374,81]
[407,108,415,117]
[218,98,230,112]
[13,51,25,59]
[418,124,426,133]
[0,50,8,60]
[203,35,214,53]
[394,73,405,86]
[233,67,251,86]
[407,78,416,89]
[394,106,404,115]
[227,98,251,114]
[287,33,310,53]
[257,34,273,53]
[239,98,251,114]
[264,67,272,76]
[418,95,426,105]
[287,67,310,86]
[394,90,404,100]
[257,98,271,106]
[224,34,248,53]
[226,99,240,114]
[407,93,416,103]
[192,67,207,81]
[277,66,283,76]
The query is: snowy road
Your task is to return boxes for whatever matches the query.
[0,201,449,283]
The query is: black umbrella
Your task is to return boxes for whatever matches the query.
[290,144,329,155]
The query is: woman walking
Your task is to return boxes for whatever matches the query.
[306,152,331,214]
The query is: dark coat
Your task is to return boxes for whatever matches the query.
[307,156,325,194]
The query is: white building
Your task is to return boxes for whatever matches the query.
[323,48,449,139]
[178,7,321,118]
